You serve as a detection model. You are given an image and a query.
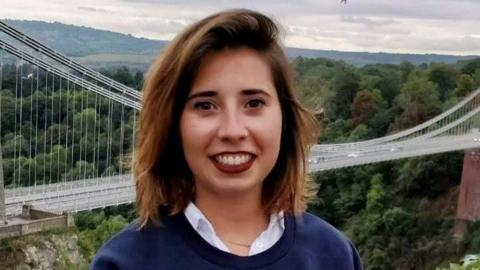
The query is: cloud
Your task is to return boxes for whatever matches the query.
[78,6,111,13]
[0,0,479,55]
[340,16,399,29]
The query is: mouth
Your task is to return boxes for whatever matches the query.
[210,152,256,174]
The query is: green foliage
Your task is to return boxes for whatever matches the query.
[66,161,96,180]
[348,124,370,142]
[320,118,352,143]
[391,73,442,131]
[463,221,480,252]
[428,63,459,101]
[332,182,366,224]
[351,90,378,126]
[360,65,402,105]
[394,153,462,198]
[327,64,361,119]
[383,207,414,235]
[400,61,415,81]
[455,74,475,97]
[461,58,480,75]
[366,174,386,214]
[350,88,389,138]
[0,64,140,186]
[472,69,480,89]
[75,211,106,231]
[77,215,128,262]
[288,55,476,270]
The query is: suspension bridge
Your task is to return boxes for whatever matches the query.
[0,21,479,231]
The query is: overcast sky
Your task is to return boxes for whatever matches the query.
[1,0,480,55]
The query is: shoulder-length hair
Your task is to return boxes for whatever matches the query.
[135,9,318,226]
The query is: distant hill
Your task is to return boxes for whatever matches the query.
[1,19,479,69]
[285,47,478,66]
[3,19,166,57]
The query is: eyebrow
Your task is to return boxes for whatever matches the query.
[242,89,271,97]
[187,90,217,101]
[187,88,271,101]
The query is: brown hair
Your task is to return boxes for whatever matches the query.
[135,9,318,226]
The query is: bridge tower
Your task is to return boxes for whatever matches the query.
[454,149,480,237]
[0,143,6,224]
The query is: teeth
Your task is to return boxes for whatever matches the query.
[215,154,252,166]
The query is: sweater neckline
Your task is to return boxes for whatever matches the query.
[169,212,296,269]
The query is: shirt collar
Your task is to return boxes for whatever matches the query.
[184,202,209,231]
[184,202,285,231]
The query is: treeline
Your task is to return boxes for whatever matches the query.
[0,65,143,187]
[295,57,480,269]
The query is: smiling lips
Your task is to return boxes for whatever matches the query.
[211,153,255,174]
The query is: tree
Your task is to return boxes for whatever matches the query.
[390,74,441,131]
[348,124,369,141]
[77,215,128,262]
[0,91,16,137]
[399,61,415,81]
[461,58,480,75]
[351,90,382,126]
[351,90,376,126]
[454,74,474,97]
[326,64,361,120]
[366,174,386,215]
[66,160,96,180]
[428,63,458,101]
[360,65,402,106]
[49,145,68,182]
[112,67,134,87]
[1,134,28,158]
[133,71,144,90]
[75,210,106,231]
[394,153,462,198]
[320,118,352,143]
[472,68,480,89]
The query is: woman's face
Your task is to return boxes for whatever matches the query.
[179,47,283,200]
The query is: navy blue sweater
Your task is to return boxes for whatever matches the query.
[91,212,363,270]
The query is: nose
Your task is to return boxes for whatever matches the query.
[217,108,248,142]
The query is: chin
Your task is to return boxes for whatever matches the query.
[206,177,263,197]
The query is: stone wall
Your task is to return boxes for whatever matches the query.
[0,206,73,240]
[0,223,22,239]
[22,205,59,220]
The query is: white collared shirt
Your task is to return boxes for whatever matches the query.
[184,202,285,256]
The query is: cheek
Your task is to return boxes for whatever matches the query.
[252,108,283,152]
[180,114,213,155]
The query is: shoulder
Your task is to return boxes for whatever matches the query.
[293,212,363,270]
[89,219,177,270]
[295,212,347,243]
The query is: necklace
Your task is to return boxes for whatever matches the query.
[218,237,251,248]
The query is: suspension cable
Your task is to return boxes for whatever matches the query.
[34,66,39,191]
[0,22,141,101]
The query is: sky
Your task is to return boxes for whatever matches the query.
[1,0,480,56]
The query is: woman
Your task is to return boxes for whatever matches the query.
[91,9,363,270]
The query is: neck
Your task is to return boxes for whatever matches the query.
[194,187,269,245]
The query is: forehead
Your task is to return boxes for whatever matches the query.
[190,47,276,96]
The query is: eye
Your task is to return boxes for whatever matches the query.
[246,99,265,109]
[194,101,215,111]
